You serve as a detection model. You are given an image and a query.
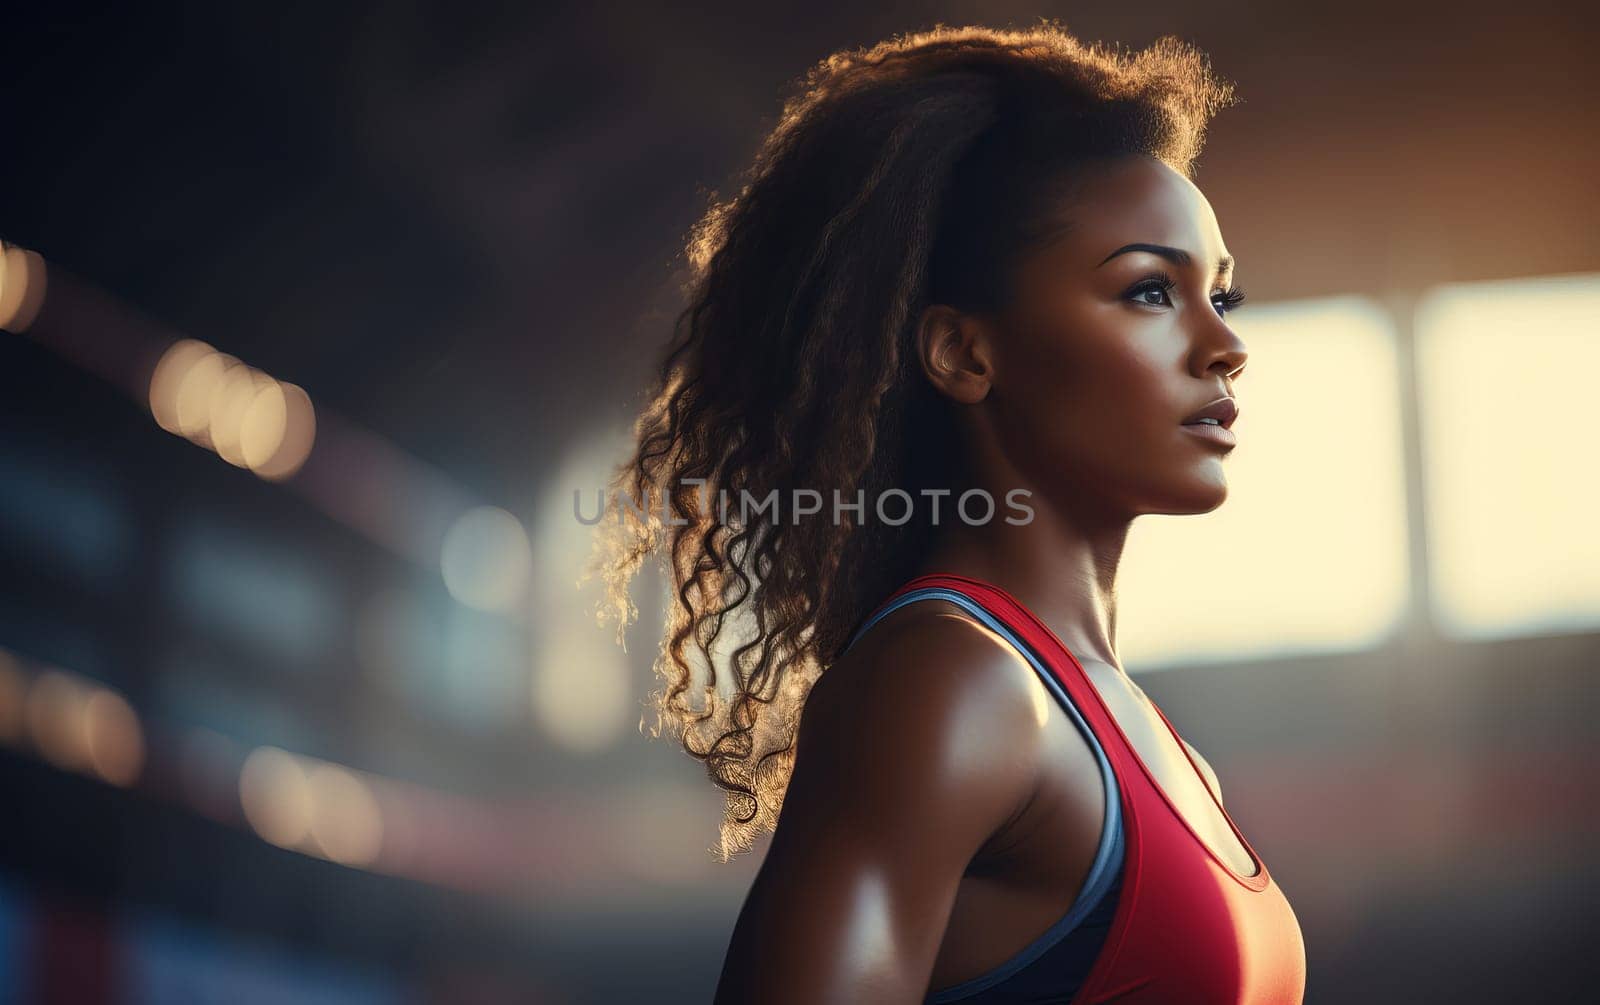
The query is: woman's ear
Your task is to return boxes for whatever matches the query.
[916,303,995,405]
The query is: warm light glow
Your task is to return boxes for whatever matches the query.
[306,762,384,867]
[0,244,48,333]
[173,348,233,441]
[1118,296,1411,668]
[239,747,389,867]
[249,381,315,480]
[1416,274,1600,638]
[531,429,638,752]
[14,665,143,785]
[239,378,288,468]
[83,688,144,786]
[24,670,92,770]
[440,505,533,612]
[239,746,315,849]
[149,339,217,434]
[207,360,272,467]
[532,623,633,753]
[147,339,315,480]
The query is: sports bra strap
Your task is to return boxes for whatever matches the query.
[842,584,1125,999]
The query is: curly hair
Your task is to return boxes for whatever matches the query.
[586,21,1236,861]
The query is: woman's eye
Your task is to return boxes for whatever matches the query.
[1211,286,1247,317]
[1131,283,1172,307]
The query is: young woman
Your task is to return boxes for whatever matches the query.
[592,23,1307,1004]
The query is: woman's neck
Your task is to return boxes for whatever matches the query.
[911,501,1132,676]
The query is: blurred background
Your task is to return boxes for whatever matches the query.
[0,1,1596,1002]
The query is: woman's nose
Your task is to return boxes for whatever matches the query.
[1190,315,1248,381]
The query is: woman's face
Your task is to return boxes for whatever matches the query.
[983,154,1249,519]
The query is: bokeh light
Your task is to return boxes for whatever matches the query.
[306,762,384,867]
[237,745,393,867]
[149,339,217,435]
[248,381,316,480]
[530,429,638,753]
[239,379,288,467]
[147,339,316,480]
[207,359,273,467]
[83,687,145,786]
[0,242,48,333]
[25,669,93,772]
[530,629,633,754]
[14,664,144,786]
[174,349,234,442]
[239,746,315,849]
[440,505,533,612]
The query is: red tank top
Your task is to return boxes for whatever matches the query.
[871,573,1308,1004]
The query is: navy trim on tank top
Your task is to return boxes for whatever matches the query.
[842,587,1125,1003]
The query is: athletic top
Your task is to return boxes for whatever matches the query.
[843,580,1126,1002]
[841,573,1307,1004]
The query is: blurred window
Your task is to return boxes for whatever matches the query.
[1414,273,1600,640]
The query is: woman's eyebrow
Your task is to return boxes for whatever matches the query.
[1097,242,1235,278]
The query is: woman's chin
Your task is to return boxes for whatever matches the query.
[1148,472,1229,515]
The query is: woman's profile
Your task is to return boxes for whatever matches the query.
[589,22,1307,1004]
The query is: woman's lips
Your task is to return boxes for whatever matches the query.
[1182,395,1239,428]
[1181,420,1237,448]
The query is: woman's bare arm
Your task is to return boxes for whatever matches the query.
[712,609,1050,1004]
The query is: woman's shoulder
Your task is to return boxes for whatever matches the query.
[723,602,1072,1003]
[815,598,1048,739]
[791,600,1056,841]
